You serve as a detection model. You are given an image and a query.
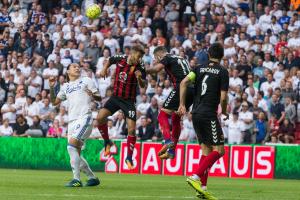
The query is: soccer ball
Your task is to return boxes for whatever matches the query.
[86,4,101,19]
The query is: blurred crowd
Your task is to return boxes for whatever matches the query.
[0,0,300,145]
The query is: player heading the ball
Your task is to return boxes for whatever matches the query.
[96,46,145,170]
[146,46,194,160]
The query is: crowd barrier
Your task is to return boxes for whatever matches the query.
[0,138,299,179]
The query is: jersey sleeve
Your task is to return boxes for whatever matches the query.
[85,77,98,93]
[57,85,66,101]
[220,68,229,91]
[109,55,125,64]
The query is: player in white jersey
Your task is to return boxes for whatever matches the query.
[49,63,101,187]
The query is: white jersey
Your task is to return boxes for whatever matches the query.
[57,77,98,121]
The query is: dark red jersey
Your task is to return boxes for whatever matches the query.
[160,54,191,88]
[109,55,146,102]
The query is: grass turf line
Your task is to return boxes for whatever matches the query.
[0,169,299,200]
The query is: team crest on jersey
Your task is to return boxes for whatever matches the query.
[119,72,128,83]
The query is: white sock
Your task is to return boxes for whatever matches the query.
[67,145,81,181]
[80,156,96,179]
[192,174,200,181]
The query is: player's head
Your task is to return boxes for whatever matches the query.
[208,43,224,61]
[128,45,145,65]
[153,46,167,62]
[66,63,81,81]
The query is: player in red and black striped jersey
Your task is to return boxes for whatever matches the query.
[146,46,194,160]
[96,46,146,170]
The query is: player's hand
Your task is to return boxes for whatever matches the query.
[100,68,108,79]
[49,76,56,87]
[177,105,187,116]
[85,88,93,97]
[222,112,229,121]
[135,70,142,78]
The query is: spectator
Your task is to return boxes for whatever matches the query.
[137,94,150,116]
[137,117,154,141]
[260,73,278,96]
[239,102,254,143]
[26,69,42,98]
[26,115,44,137]
[23,96,39,126]
[114,111,127,138]
[13,114,29,137]
[107,118,118,139]
[47,119,62,138]
[253,112,269,144]
[0,118,13,136]
[39,98,54,133]
[270,94,286,124]
[146,97,159,132]
[276,119,295,143]
[90,120,101,139]
[284,96,297,126]
[1,95,16,125]
[181,113,196,142]
[227,112,243,144]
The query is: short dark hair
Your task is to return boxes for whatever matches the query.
[153,46,167,55]
[131,45,145,55]
[208,43,224,60]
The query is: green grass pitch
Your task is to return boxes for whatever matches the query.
[0,169,299,200]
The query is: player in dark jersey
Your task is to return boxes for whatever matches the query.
[146,46,194,159]
[178,43,229,200]
[96,46,146,170]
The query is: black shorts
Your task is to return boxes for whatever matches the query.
[163,87,194,111]
[104,96,136,121]
[192,113,224,145]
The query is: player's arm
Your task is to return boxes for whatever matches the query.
[135,70,146,88]
[85,78,102,102]
[178,71,196,116]
[145,62,165,74]
[99,59,112,78]
[136,62,147,88]
[49,76,62,106]
[220,69,230,120]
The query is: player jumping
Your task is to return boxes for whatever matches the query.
[96,46,145,169]
[178,43,229,200]
[50,63,101,187]
[146,46,194,159]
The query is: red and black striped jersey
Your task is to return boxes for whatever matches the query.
[109,55,146,102]
[160,54,191,88]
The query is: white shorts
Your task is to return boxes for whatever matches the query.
[68,115,93,142]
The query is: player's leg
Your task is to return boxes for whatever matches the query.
[97,97,119,156]
[158,89,178,157]
[199,144,212,190]
[125,118,137,170]
[120,99,137,170]
[66,135,83,187]
[187,115,221,199]
[80,123,100,186]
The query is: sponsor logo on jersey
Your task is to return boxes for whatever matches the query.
[119,72,128,83]
[66,84,82,94]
